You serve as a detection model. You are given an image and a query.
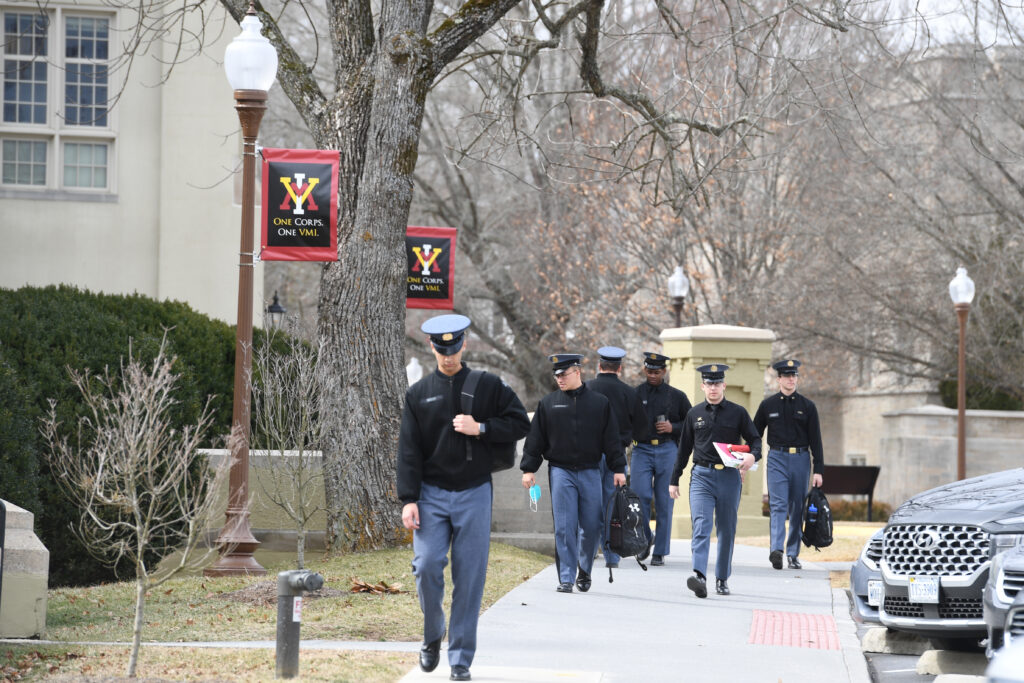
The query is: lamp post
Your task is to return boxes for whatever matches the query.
[266,290,286,329]
[667,265,689,328]
[948,266,975,481]
[205,3,277,577]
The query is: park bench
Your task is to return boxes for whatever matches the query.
[821,464,881,521]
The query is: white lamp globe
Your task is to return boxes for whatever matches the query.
[668,265,689,298]
[948,266,975,305]
[224,12,278,92]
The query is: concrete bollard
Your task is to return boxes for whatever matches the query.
[275,569,324,679]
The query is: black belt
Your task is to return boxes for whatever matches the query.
[694,462,727,470]
[774,446,809,454]
[638,438,670,446]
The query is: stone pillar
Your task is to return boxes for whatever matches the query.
[0,500,48,638]
[660,324,774,538]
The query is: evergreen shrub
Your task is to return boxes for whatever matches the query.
[0,285,260,586]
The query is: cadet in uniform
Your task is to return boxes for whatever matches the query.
[670,364,761,598]
[521,353,626,593]
[398,314,530,681]
[585,346,647,568]
[753,359,825,571]
[633,352,692,566]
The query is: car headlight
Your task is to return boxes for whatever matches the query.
[992,533,1024,557]
[860,530,884,571]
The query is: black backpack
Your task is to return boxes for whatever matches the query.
[460,370,516,472]
[801,486,833,550]
[605,485,650,582]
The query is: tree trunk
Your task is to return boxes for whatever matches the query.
[318,3,433,552]
[128,577,146,676]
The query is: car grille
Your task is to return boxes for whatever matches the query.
[1001,568,1024,601]
[883,595,983,620]
[883,524,989,576]
[937,597,983,619]
[1007,607,1024,646]
[884,596,925,618]
[866,536,883,564]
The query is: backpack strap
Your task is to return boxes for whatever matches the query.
[460,370,484,462]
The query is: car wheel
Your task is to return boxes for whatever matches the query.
[928,636,983,652]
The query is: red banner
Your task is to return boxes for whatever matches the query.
[406,226,457,309]
[260,148,339,261]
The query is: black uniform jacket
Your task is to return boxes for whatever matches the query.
[753,391,825,475]
[587,373,648,448]
[397,364,530,504]
[671,399,762,485]
[634,380,692,444]
[520,384,626,474]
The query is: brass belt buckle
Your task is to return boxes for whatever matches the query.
[788,447,797,454]
[714,464,725,470]
[651,439,659,445]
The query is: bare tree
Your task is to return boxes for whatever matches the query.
[40,335,227,678]
[250,318,328,568]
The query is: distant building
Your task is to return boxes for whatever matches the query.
[0,1,264,324]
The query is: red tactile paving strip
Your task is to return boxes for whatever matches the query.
[748,610,841,650]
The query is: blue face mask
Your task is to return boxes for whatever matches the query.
[529,484,542,512]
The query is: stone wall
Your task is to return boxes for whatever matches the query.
[877,405,1024,505]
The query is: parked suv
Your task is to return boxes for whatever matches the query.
[851,529,884,624]
[984,545,1024,656]
[878,468,1024,649]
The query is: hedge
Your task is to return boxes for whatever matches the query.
[0,285,264,587]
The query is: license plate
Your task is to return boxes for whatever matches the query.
[908,576,940,604]
[867,580,883,607]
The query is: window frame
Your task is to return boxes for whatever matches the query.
[0,5,116,195]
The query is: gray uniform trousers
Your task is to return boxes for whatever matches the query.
[550,466,602,584]
[766,448,812,558]
[689,465,742,580]
[412,481,492,669]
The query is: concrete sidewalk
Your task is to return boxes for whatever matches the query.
[401,541,870,683]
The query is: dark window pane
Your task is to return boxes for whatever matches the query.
[2,103,13,121]
[32,104,43,123]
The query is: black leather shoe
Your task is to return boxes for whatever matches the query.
[650,555,664,566]
[716,579,730,595]
[686,573,707,599]
[450,665,471,681]
[788,556,802,570]
[575,567,592,592]
[556,582,573,593]
[419,631,445,672]
[769,549,783,570]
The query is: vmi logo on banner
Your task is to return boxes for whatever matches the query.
[260,148,339,261]
[406,226,457,310]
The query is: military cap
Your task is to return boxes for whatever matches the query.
[548,353,584,376]
[643,351,670,369]
[421,314,471,356]
[696,363,730,383]
[772,359,801,376]
[597,346,627,363]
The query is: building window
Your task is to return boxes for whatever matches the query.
[63,141,106,188]
[2,12,47,124]
[2,138,46,184]
[64,16,108,126]
[0,7,114,193]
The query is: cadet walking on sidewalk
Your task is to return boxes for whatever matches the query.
[633,351,692,566]
[585,346,647,569]
[520,353,625,594]
[754,359,825,571]
[397,314,530,682]
[670,364,761,598]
